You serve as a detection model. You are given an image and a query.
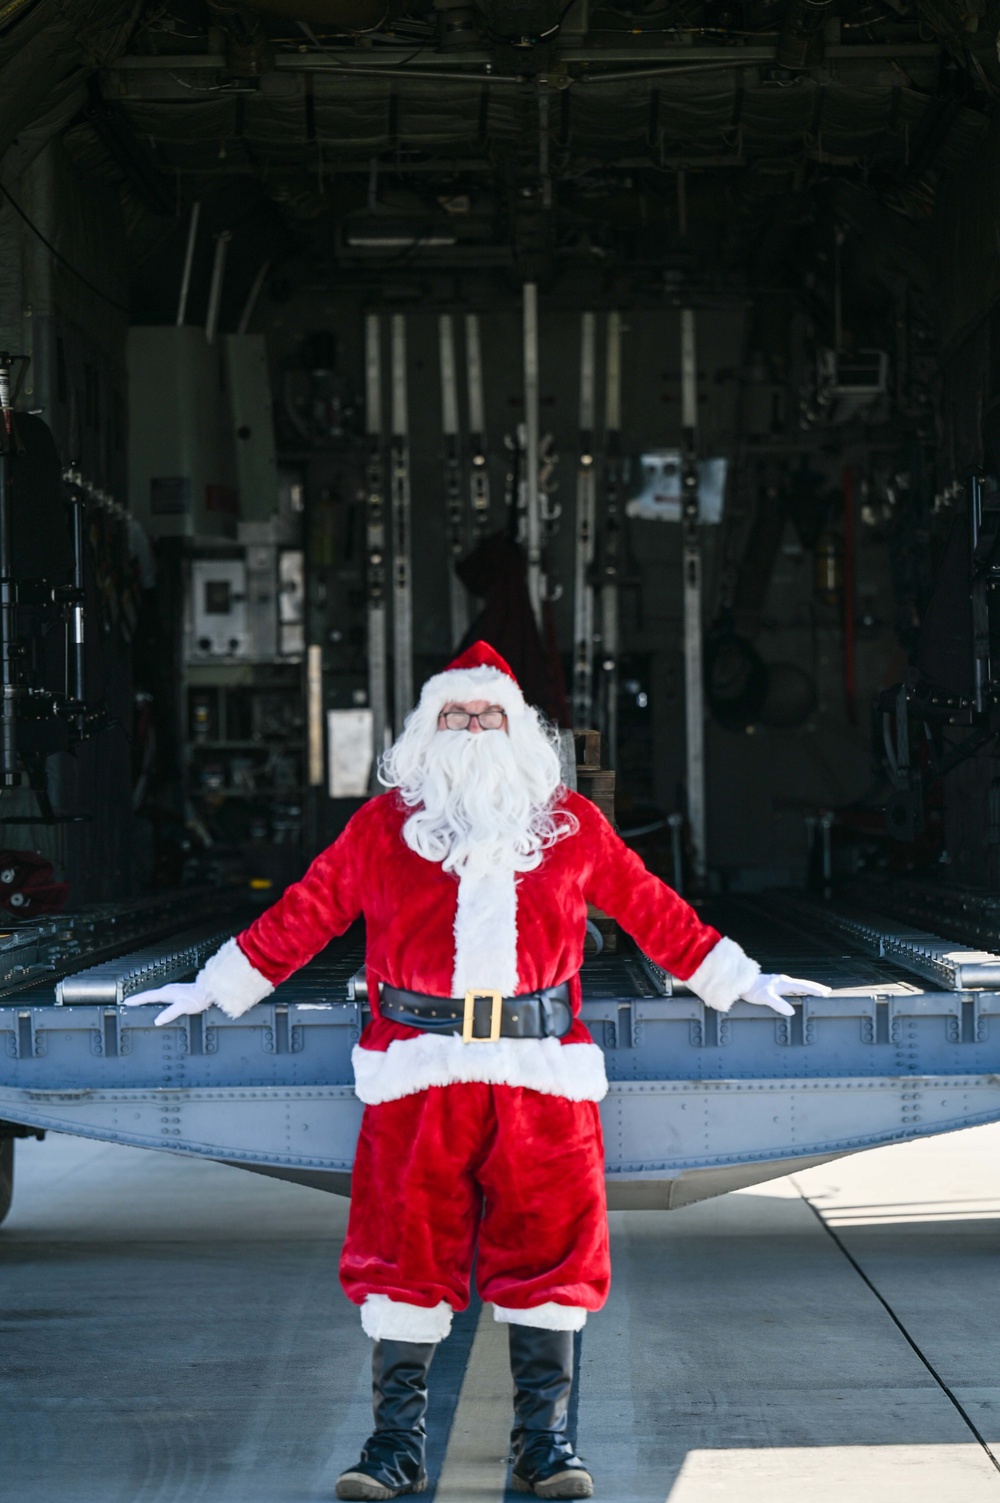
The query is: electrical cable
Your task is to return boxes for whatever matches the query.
[0,185,130,315]
[296,18,427,69]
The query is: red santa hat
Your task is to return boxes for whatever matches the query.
[416,640,527,721]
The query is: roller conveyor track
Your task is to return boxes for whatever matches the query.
[719,891,1000,991]
[0,888,253,1003]
[847,876,1000,954]
[55,922,238,1005]
[19,886,989,1014]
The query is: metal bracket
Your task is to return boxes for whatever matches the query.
[91,1008,129,1058]
[690,1007,731,1047]
[6,1009,45,1059]
[611,1002,635,1050]
[262,1004,305,1056]
[176,1013,218,1057]
[775,1002,817,1046]
[945,993,990,1045]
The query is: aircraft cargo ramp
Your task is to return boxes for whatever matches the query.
[3,883,1000,1216]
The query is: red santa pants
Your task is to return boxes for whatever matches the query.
[340,1082,610,1315]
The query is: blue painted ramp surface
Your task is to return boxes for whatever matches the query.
[2,897,1000,1197]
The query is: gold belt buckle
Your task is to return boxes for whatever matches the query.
[463,989,503,1043]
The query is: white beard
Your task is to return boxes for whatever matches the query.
[380,707,576,997]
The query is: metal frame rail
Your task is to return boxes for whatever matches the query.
[680,308,706,887]
[600,312,622,766]
[465,314,491,536]
[364,314,388,759]
[572,310,597,730]
[523,283,543,627]
[439,313,468,648]
[390,314,414,731]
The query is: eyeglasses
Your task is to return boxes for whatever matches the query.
[439,707,507,731]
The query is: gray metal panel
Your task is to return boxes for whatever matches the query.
[223,333,278,525]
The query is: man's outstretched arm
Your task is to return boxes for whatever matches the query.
[123,806,368,1025]
[578,798,829,1016]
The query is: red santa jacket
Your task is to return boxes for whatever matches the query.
[200,789,758,1105]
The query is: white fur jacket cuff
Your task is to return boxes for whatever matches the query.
[685,936,761,1013]
[199,938,275,1019]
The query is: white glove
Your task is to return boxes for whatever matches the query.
[122,976,214,1027]
[737,973,832,1017]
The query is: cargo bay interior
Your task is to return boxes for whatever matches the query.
[5,3,1000,1503]
[3,0,996,906]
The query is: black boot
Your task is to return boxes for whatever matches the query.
[508,1325,594,1499]
[335,1340,433,1500]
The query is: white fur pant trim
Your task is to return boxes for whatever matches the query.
[352,1036,609,1105]
[360,1294,454,1344]
[685,935,760,1014]
[493,1302,588,1332]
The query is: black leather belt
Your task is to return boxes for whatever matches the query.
[379,981,573,1042]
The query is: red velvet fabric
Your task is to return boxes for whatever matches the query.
[236,789,721,1055]
[340,1083,610,1312]
[443,639,518,681]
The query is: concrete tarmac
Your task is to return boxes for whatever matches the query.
[2,1125,999,1502]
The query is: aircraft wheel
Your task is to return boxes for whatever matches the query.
[0,1135,13,1227]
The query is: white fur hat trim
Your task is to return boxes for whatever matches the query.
[418,665,526,720]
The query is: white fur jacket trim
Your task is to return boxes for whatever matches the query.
[351,1035,609,1106]
[493,1302,588,1332]
[685,935,760,1013]
[199,938,275,1019]
[360,1294,454,1343]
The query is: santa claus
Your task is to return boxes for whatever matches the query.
[127,641,827,1501]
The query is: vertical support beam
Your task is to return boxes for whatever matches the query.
[68,478,86,737]
[391,314,413,730]
[439,314,468,648]
[842,464,857,724]
[237,258,270,334]
[204,230,231,345]
[364,314,388,763]
[0,355,15,785]
[573,311,597,730]
[176,201,200,327]
[307,643,324,787]
[970,471,988,715]
[465,314,491,535]
[680,307,706,886]
[523,282,543,627]
[601,310,622,766]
